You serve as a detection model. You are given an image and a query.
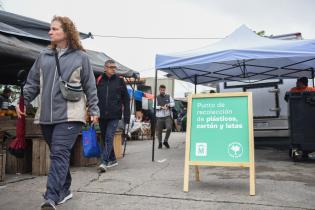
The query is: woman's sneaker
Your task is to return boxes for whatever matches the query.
[57,190,73,205]
[98,163,107,172]
[41,199,56,210]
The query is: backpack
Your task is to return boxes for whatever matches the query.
[96,75,103,86]
[96,74,124,86]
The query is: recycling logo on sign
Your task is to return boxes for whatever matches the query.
[228,142,243,158]
[196,143,207,157]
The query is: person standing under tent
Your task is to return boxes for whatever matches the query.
[154,84,175,149]
[290,77,315,92]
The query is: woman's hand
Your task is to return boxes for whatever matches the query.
[15,105,26,118]
[90,116,99,124]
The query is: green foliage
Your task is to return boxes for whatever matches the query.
[255,30,273,37]
[256,30,265,36]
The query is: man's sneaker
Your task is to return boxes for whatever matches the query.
[57,190,73,205]
[158,143,162,149]
[98,163,107,172]
[127,131,131,138]
[106,160,118,168]
[42,192,47,200]
[163,141,170,149]
[41,199,56,210]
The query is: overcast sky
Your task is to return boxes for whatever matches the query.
[2,0,315,97]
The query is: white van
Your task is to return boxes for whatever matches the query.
[218,79,298,137]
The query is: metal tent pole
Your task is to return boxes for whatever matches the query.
[152,68,158,162]
[123,78,137,157]
[194,74,197,94]
[312,68,314,87]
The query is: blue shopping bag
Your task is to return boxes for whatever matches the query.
[82,125,101,157]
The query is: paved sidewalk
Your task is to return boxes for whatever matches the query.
[1,132,315,210]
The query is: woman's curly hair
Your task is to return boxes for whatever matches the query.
[49,16,85,51]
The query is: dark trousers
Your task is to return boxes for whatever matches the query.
[99,119,119,163]
[41,122,82,203]
[156,116,173,143]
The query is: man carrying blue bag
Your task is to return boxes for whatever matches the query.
[96,59,130,172]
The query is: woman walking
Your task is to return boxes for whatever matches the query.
[16,16,99,210]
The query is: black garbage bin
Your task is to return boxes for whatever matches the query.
[286,91,315,161]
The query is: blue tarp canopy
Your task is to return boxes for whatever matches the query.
[127,88,143,101]
[155,25,315,85]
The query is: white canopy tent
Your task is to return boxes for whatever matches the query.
[155,25,315,85]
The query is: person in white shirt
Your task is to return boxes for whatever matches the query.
[154,84,174,149]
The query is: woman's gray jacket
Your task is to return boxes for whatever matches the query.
[23,48,100,124]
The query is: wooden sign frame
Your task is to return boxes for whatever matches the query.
[183,92,255,195]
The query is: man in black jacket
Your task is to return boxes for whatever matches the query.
[97,60,130,172]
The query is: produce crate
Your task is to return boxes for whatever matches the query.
[5,139,32,174]
[0,116,16,129]
[71,131,122,166]
[31,138,50,176]
[0,131,4,151]
[0,150,6,182]
[25,118,43,136]
[71,134,99,167]
[113,131,122,159]
[99,131,123,160]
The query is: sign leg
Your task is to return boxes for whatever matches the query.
[195,166,200,181]
[249,165,256,195]
[183,163,190,192]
